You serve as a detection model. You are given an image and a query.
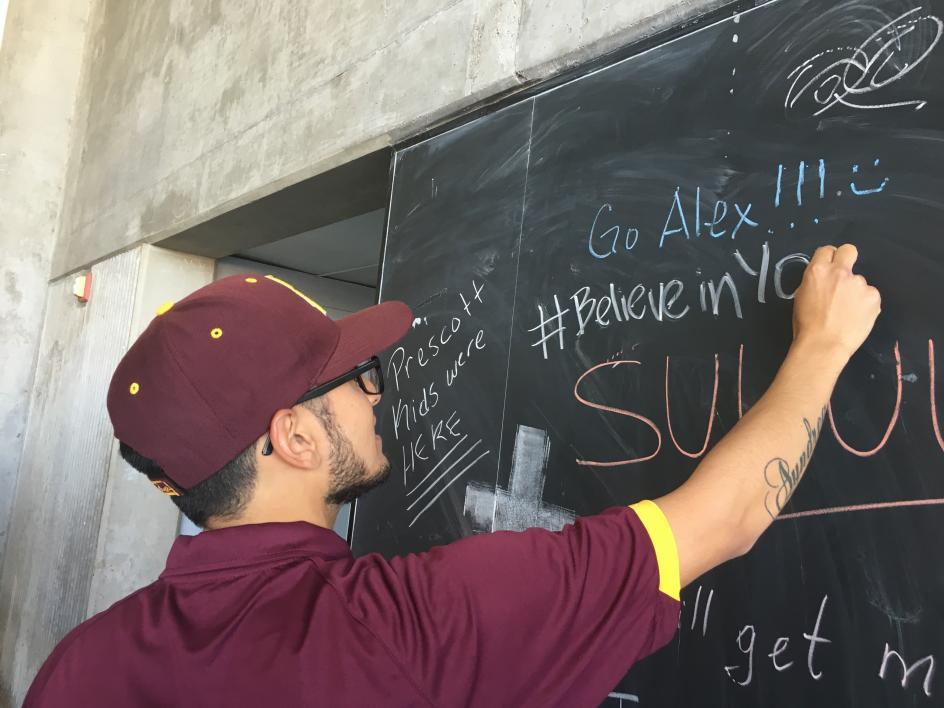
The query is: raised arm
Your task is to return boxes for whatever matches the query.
[655,244,881,588]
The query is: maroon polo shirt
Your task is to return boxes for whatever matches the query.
[25,504,680,707]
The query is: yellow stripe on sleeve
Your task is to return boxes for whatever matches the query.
[629,500,681,601]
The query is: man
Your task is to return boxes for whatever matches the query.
[25,244,879,706]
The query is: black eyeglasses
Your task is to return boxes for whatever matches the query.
[261,357,383,456]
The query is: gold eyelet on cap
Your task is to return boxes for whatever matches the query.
[245,277,258,283]
[210,327,223,339]
[156,300,174,316]
[129,382,140,395]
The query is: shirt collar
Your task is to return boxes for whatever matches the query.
[161,521,352,577]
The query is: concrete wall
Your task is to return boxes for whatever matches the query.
[51,0,729,279]
[0,249,140,705]
[0,246,212,705]
[0,2,10,48]
[86,246,214,617]
[216,257,376,319]
[0,0,94,569]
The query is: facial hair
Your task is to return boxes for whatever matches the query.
[320,402,390,506]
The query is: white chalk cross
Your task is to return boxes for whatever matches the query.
[463,425,576,532]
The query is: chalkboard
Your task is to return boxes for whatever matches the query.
[351,0,944,704]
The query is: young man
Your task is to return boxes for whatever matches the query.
[25,244,879,706]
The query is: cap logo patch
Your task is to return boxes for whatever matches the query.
[151,479,181,497]
[245,277,258,283]
[129,382,140,395]
[264,275,327,314]
[210,327,223,339]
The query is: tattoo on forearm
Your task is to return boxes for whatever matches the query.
[763,406,828,519]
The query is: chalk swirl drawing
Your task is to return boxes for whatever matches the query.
[785,7,942,116]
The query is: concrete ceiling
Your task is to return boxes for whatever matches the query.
[236,209,385,287]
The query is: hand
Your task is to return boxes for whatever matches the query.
[792,244,881,364]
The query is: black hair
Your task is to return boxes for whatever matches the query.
[119,441,257,529]
[118,398,332,528]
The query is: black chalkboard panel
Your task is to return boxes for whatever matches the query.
[352,1,944,704]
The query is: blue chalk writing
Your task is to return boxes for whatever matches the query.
[797,160,805,206]
[710,201,727,238]
[850,159,890,196]
[732,203,758,239]
[661,187,758,248]
[660,187,690,248]
[775,159,827,208]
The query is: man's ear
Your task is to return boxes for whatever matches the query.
[266,408,323,469]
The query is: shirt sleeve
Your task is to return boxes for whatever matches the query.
[334,503,681,707]
[22,621,95,707]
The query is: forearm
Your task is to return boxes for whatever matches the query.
[702,337,844,523]
[656,338,846,584]
[650,243,880,589]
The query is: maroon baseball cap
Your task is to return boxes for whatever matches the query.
[107,274,412,492]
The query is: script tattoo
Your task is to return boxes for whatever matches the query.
[763,406,828,519]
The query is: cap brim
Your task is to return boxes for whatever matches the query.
[317,300,413,383]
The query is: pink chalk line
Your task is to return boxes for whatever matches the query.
[777,498,944,521]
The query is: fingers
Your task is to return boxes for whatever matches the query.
[833,243,859,271]
[853,274,881,304]
[810,245,837,265]
[809,244,858,270]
